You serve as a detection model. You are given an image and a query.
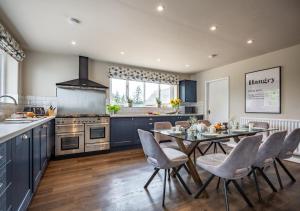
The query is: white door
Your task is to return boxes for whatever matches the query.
[206,78,229,124]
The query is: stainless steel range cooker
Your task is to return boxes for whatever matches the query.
[55,115,110,156]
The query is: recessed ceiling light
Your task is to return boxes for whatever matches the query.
[185,64,190,68]
[71,41,76,45]
[208,54,218,58]
[120,51,125,55]
[156,58,161,62]
[157,5,164,12]
[247,39,254,44]
[210,25,217,31]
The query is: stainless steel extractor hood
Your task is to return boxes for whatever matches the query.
[56,56,108,90]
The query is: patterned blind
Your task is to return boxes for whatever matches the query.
[0,22,25,62]
[108,66,179,85]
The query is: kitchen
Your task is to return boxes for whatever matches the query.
[1,1,300,211]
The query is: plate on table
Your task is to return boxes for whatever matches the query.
[201,133,219,137]
[231,129,249,133]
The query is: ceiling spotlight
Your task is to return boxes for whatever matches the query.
[247,39,254,44]
[120,51,125,55]
[185,64,190,68]
[210,25,217,31]
[157,5,164,12]
[156,58,161,62]
[71,41,76,45]
[68,17,81,25]
[208,54,218,58]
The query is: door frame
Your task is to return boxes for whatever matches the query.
[204,77,230,121]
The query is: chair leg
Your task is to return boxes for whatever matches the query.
[256,167,277,192]
[231,180,253,207]
[194,151,196,164]
[216,177,221,190]
[162,169,167,207]
[183,164,190,174]
[197,146,204,155]
[144,168,160,188]
[217,142,227,154]
[273,160,283,189]
[252,168,262,201]
[168,169,171,181]
[223,179,230,211]
[276,158,296,182]
[194,174,215,198]
[173,167,192,195]
[213,143,217,153]
[203,142,213,154]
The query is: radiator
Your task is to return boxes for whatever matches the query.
[240,117,300,155]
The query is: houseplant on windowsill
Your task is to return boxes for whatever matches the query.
[170,98,182,114]
[156,97,162,108]
[127,97,133,108]
[106,104,121,115]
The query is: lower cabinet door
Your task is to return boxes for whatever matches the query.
[12,131,32,211]
[32,127,41,192]
[41,124,48,171]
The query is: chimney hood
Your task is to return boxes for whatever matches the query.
[56,56,108,90]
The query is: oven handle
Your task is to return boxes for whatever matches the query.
[56,124,84,127]
[56,132,84,136]
[85,123,109,126]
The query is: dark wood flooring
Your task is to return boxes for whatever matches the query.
[29,146,300,211]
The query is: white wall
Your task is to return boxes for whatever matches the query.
[22,51,190,97]
[192,44,300,120]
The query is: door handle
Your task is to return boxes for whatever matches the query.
[208,110,211,114]
[22,134,28,139]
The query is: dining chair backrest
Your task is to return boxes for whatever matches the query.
[138,129,169,168]
[198,120,211,127]
[175,121,190,129]
[154,121,173,143]
[217,135,262,179]
[254,130,287,167]
[278,128,300,159]
[249,121,270,136]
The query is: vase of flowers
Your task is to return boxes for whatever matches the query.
[127,97,133,107]
[170,98,182,114]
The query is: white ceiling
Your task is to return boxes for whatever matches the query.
[1,0,300,73]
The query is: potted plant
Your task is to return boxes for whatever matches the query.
[127,97,133,107]
[156,97,162,108]
[106,104,121,115]
[170,98,182,113]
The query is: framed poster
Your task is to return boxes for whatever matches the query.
[245,66,281,113]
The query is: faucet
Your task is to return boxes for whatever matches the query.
[0,95,18,105]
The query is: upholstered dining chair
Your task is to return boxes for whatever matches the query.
[199,120,230,154]
[250,130,287,201]
[138,129,191,207]
[249,121,270,138]
[275,128,300,187]
[194,135,263,211]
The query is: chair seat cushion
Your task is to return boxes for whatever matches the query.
[162,148,188,168]
[160,140,190,149]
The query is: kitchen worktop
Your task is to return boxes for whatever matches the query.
[110,113,203,118]
[0,116,55,144]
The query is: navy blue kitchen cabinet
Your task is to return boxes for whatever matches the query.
[40,124,48,172]
[32,126,42,192]
[179,80,197,102]
[110,115,203,150]
[11,131,33,211]
[47,120,55,160]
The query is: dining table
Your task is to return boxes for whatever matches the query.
[152,127,277,197]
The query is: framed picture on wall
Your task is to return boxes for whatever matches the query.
[245,66,281,113]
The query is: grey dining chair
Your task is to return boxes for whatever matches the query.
[275,128,300,187]
[194,135,263,211]
[199,120,229,154]
[250,130,287,201]
[137,129,191,207]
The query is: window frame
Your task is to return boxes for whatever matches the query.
[110,78,177,107]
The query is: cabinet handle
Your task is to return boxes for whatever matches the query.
[149,123,153,125]
[149,118,153,120]
[22,134,28,139]
[43,124,48,128]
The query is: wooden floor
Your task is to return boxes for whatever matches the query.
[29,146,300,211]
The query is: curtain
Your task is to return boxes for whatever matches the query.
[108,65,179,85]
[0,22,25,62]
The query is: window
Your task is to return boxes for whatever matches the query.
[110,78,176,107]
[110,78,126,105]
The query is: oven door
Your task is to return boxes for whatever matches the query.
[85,123,109,144]
[55,132,84,156]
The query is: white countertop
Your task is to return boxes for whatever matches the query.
[0,116,55,144]
[110,113,203,118]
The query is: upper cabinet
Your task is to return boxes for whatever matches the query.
[179,80,197,103]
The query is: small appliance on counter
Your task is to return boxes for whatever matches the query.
[24,106,45,116]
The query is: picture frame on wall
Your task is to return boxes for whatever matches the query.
[245,66,281,113]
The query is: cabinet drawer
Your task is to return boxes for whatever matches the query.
[0,183,12,211]
[0,142,11,168]
[0,161,12,194]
